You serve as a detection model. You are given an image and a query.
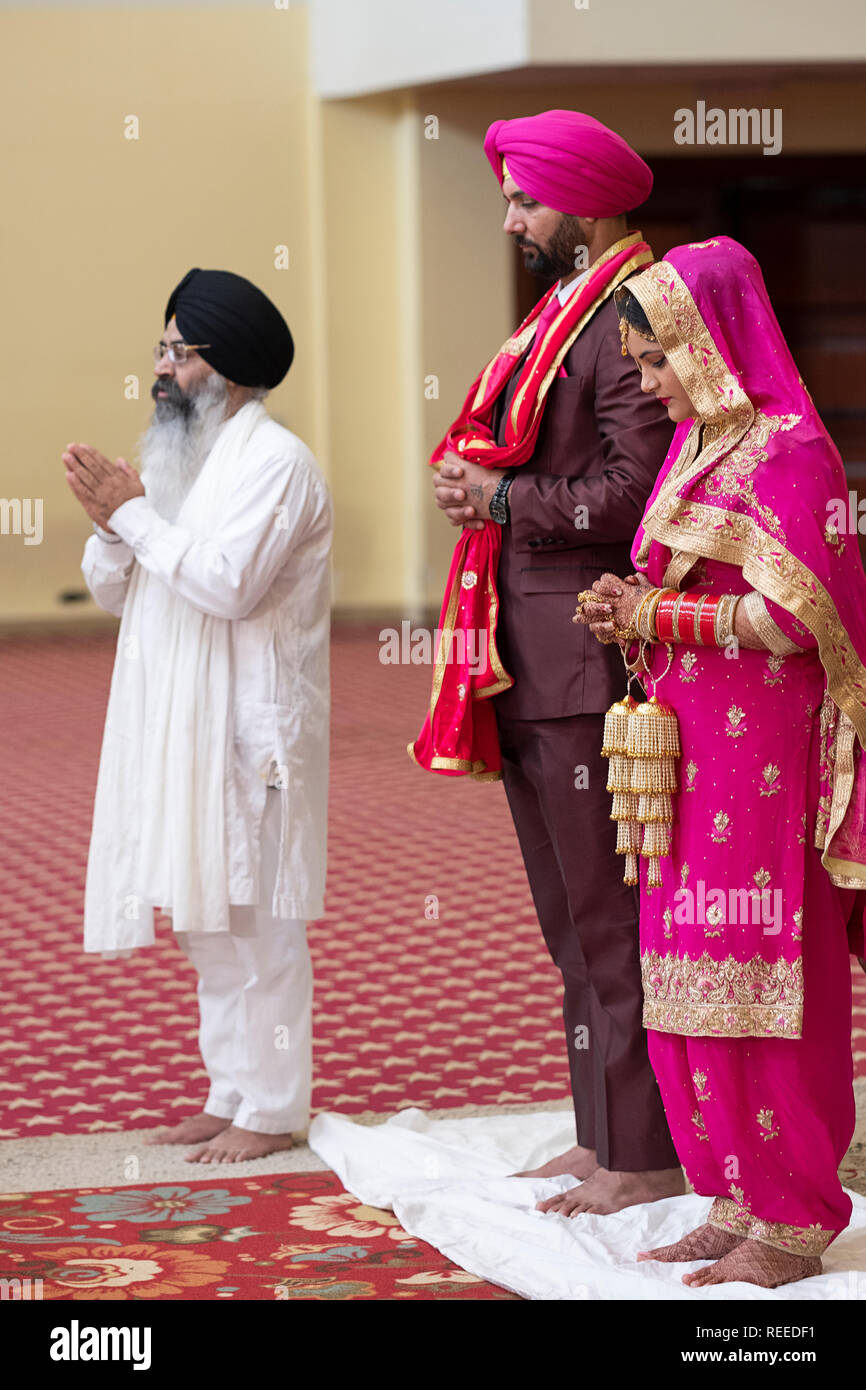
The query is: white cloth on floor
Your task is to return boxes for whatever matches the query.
[309,1108,866,1301]
[176,790,312,1134]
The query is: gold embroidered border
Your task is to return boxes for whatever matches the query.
[474,568,512,699]
[661,549,701,589]
[405,744,501,782]
[708,1198,833,1256]
[741,590,801,657]
[822,709,866,885]
[624,260,753,458]
[642,949,803,1039]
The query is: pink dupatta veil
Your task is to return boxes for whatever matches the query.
[623,236,866,888]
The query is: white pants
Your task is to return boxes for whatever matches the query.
[176,791,312,1134]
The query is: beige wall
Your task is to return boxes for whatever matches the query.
[2,5,865,627]
[0,5,319,624]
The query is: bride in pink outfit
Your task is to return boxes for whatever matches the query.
[576,236,866,1289]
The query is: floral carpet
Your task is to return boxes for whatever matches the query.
[0,1173,518,1301]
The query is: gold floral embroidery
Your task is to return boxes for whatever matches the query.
[702,411,798,543]
[691,1109,709,1142]
[711,812,731,843]
[704,903,724,937]
[679,651,698,682]
[687,239,721,249]
[684,760,698,791]
[757,1107,779,1142]
[764,654,785,686]
[709,1198,832,1256]
[663,907,673,938]
[824,521,846,555]
[681,862,690,888]
[692,1068,712,1102]
[753,868,771,890]
[797,813,807,847]
[726,705,747,738]
[728,1183,748,1211]
[641,949,803,1038]
[759,764,781,797]
[792,906,803,941]
[457,683,466,701]
[460,571,478,590]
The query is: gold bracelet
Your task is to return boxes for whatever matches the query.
[715,593,741,645]
[634,588,659,642]
[645,587,670,641]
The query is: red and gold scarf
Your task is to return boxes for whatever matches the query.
[409,232,653,779]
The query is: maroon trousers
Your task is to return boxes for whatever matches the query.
[495,707,679,1172]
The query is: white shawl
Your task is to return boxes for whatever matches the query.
[84,401,271,953]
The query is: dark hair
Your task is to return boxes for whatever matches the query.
[614,286,657,341]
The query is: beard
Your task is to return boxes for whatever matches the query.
[138,373,231,521]
[516,214,588,280]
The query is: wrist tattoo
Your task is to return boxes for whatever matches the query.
[469,483,484,504]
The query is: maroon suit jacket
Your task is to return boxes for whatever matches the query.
[493,295,675,720]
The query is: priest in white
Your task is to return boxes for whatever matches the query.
[64,268,332,1163]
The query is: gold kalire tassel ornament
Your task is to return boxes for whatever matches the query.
[601,692,641,884]
[601,646,680,888]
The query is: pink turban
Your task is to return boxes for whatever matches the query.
[484,109,653,217]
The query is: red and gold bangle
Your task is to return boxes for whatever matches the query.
[646,588,667,640]
[674,593,701,642]
[692,595,708,642]
[654,591,679,644]
[698,595,721,646]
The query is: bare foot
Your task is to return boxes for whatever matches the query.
[515,1143,599,1181]
[144,1112,232,1146]
[184,1124,294,1164]
[538,1166,685,1217]
[683,1241,822,1289]
[638,1223,744,1263]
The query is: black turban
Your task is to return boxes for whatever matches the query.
[164,268,295,389]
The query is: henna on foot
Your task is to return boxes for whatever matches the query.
[683,1241,822,1289]
[638,1223,744,1263]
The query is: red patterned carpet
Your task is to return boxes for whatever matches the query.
[0,627,565,1138]
[0,1173,517,1300]
[2,627,865,1141]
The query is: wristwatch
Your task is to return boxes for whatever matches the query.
[489,473,515,526]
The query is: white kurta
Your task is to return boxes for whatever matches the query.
[81,402,332,953]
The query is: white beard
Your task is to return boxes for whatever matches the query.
[138,374,231,522]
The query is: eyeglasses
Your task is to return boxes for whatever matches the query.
[153,340,212,365]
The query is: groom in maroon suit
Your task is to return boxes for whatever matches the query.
[433,111,681,1216]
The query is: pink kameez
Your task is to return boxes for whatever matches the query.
[621,238,866,1256]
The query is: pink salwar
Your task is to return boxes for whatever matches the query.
[647,849,855,1253]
